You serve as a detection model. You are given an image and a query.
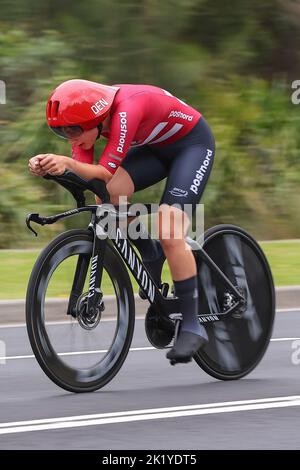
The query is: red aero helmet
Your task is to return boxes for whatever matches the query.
[46,79,119,132]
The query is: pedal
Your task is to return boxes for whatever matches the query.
[168,313,182,322]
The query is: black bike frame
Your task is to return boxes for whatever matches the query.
[26,204,246,324]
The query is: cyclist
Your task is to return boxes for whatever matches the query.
[28,79,215,364]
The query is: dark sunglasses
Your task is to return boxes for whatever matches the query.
[50,125,84,140]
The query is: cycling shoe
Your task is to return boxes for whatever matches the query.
[166,330,208,365]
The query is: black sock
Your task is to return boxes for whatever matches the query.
[128,220,159,261]
[173,276,207,338]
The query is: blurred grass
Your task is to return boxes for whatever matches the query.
[258,240,300,286]
[0,240,299,299]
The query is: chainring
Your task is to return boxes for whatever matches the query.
[145,306,174,349]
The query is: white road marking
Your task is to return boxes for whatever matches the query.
[271,337,300,342]
[0,346,154,361]
[0,338,299,362]
[0,395,300,435]
[0,308,299,329]
[0,315,146,329]
[276,308,300,313]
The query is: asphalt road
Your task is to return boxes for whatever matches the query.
[0,309,299,450]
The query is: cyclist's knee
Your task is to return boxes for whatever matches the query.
[158,204,189,247]
[106,180,133,205]
[159,236,184,253]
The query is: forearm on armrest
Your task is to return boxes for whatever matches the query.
[66,158,112,183]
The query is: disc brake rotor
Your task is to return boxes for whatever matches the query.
[76,292,104,330]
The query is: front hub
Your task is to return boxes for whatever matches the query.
[75,291,104,330]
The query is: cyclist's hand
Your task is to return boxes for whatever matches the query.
[28,155,48,176]
[38,154,67,176]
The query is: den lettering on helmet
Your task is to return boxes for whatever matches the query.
[91,98,109,115]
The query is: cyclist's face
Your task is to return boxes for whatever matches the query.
[68,127,98,149]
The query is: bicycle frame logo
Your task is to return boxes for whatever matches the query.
[0,80,6,104]
[115,227,155,302]
[88,255,99,298]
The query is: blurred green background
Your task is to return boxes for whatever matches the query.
[0,1,299,295]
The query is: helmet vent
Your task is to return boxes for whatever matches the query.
[46,100,52,118]
[52,100,60,118]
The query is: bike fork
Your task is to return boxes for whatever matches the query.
[67,254,90,316]
[86,230,107,315]
[66,228,107,317]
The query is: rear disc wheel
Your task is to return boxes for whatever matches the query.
[193,224,275,380]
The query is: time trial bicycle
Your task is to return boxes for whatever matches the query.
[26,170,275,392]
